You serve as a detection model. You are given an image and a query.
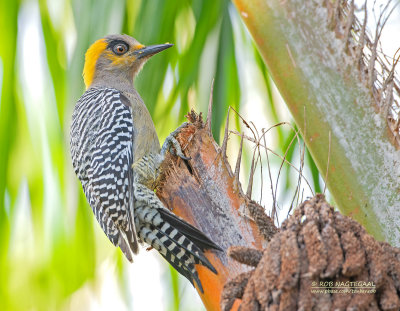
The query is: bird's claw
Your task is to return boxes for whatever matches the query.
[161,123,191,161]
[178,153,191,161]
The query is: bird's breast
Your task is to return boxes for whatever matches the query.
[124,91,160,162]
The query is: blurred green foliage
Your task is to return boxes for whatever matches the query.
[0,0,321,310]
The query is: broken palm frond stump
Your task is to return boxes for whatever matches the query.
[222,195,400,311]
[155,111,278,311]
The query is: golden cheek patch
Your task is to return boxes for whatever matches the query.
[104,50,137,66]
[83,39,107,88]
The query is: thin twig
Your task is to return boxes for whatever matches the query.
[221,109,230,157]
[356,1,367,72]
[234,133,244,188]
[262,128,276,222]
[229,130,315,196]
[344,0,355,51]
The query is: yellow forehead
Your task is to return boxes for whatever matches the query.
[83,39,108,89]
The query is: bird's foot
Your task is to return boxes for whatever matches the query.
[161,122,191,161]
[132,123,190,187]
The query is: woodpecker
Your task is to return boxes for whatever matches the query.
[70,34,221,292]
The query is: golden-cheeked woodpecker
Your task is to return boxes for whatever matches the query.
[70,34,221,292]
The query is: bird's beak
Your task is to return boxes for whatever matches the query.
[134,44,173,59]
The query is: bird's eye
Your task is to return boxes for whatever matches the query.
[113,43,128,55]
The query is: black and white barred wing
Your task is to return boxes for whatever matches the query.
[71,88,138,261]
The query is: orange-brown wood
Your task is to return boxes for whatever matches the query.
[156,115,272,310]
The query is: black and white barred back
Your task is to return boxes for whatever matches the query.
[70,87,221,292]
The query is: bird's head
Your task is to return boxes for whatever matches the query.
[83,34,173,89]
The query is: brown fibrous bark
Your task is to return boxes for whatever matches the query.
[222,195,400,311]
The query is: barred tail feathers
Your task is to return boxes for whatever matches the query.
[133,183,221,251]
[133,183,221,291]
[157,208,223,252]
[138,224,204,292]
[136,204,220,292]
[135,204,218,270]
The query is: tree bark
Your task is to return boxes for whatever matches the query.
[222,195,400,311]
[156,111,277,311]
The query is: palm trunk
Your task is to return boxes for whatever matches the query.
[231,0,400,246]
